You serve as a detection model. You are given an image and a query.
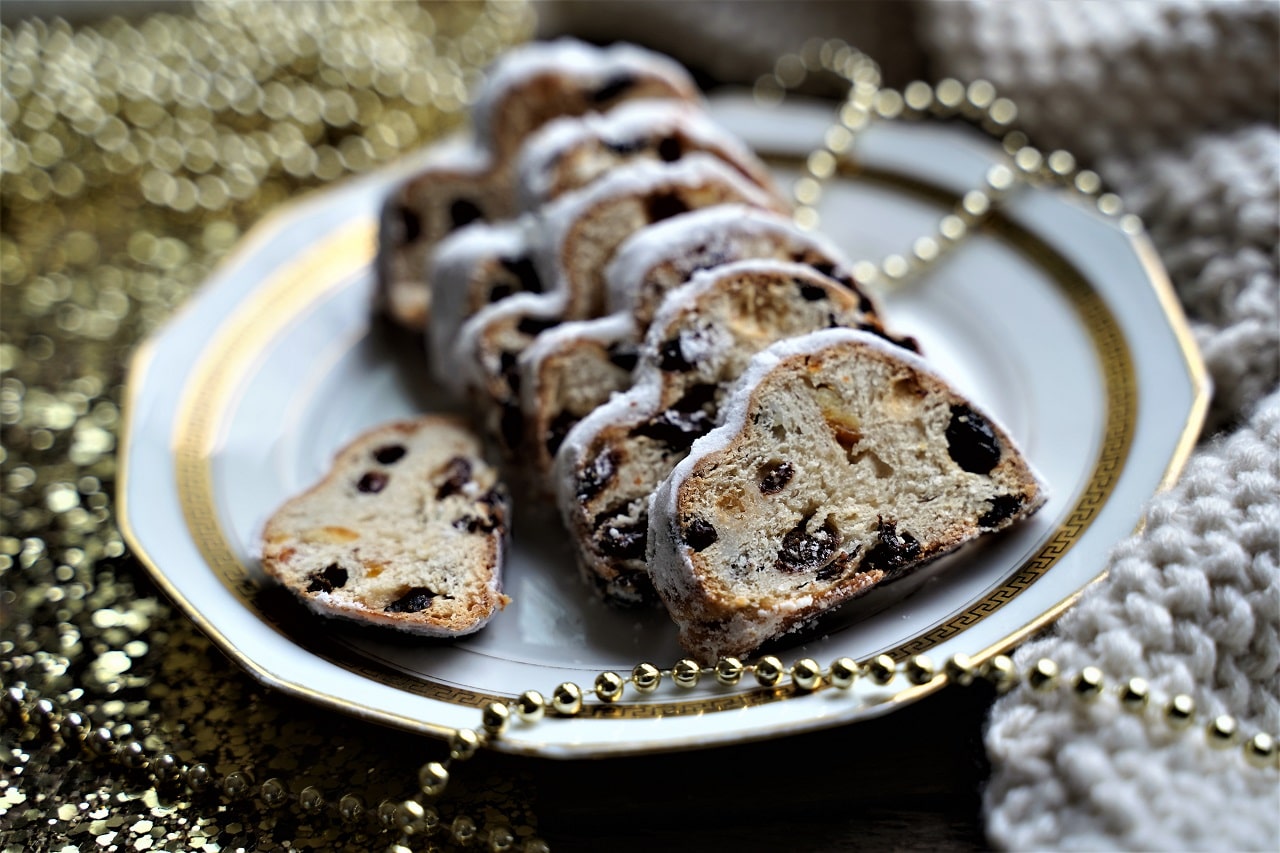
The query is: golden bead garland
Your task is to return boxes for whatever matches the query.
[456,654,1279,774]
[7,652,1273,853]
[754,38,1143,291]
[751,38,884,233]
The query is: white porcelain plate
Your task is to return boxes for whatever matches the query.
[120,96,1208,758]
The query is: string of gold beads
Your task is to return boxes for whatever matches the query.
[451,654,1278,781]
[752,37,884,232]
[849,78,1141,291]
[755,42,1143,290]
[5,644,1276,849]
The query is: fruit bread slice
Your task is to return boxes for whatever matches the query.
[648,328,1047,662]
[518,313,639,478]
[376,137,496,330]
[471,39,702,163]
[443,157,789,459]
[427,216,544,382]
[427,106,783,374]
[451,292,564,459]
[433,156,784,396]
[260,416,511,636]
[554,260,907,607]
[530,154,789,321]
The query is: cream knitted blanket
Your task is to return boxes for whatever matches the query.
[543,1,1280,847]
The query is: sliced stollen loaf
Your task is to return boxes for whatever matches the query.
[428,216,544,381]
[446,157,789,459]
[376,137,495,330]
[428,116,782,373]
[554,260,907,606]
[514,99,779,210]
[260,417,511,636]
[450,293,564,458]
[471,39,702,162]
[377,38,701,329]
[648,328,1047,662]
[516,206,908,479]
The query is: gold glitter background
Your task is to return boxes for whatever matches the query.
[0,3,554,850]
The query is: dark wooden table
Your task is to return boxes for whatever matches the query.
[485,682,996,851]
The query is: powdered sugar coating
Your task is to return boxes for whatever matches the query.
[532,154,789,318]
[654,328,1024,515]
[602,205,862,325]
[445,155,790,459]
[445,291,564,399]
[514,99,776,209]
[516,313,640,478]
[375,132,499,329]
[551,375,663,556]
[402,129,492,173]
[654,328,949,503]
[553,262,897,607]
[517,312,637,414]
[472,38,701,146]
[714,326,1023,442]
[378,39,700,330]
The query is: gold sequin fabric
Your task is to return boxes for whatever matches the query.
[0,3,545,850]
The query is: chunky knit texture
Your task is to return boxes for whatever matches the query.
[981,392,1280,851]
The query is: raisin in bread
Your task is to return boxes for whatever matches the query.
[450,293,564,460]
[260,417,511,636]
[428,115,781,373]
[377,39,701,329]
[554,260,907,606]
[515,100,779,210]
[604,205,882,333]
[648,328,1047,661]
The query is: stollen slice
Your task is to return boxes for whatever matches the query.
[648,328,1047,661]
[260,416,510,636]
